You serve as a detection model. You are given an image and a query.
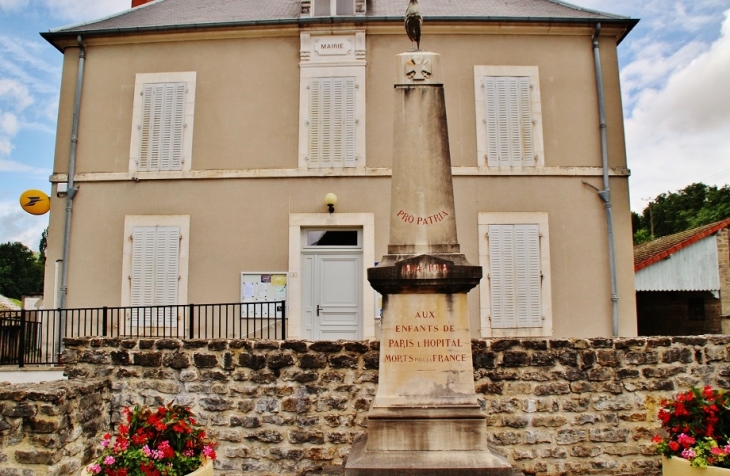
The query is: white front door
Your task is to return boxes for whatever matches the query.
[301,229,362,340]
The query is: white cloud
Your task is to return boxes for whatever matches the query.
[0,158,50,175]
[1,111,19,135]
[0,0,28,13]
[0,78,34,111]
[625,9,730,210]
[0,200,48,251]
[0,137,11,156]
[42,0,130,23]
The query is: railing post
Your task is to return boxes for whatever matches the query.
[18,308,26,368]
[281,301,286,340]
[102,306,108,337]
[188,303,195,339]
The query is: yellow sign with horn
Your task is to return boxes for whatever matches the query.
[19,189,51,215]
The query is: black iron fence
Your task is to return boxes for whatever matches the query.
[0,301,286,367]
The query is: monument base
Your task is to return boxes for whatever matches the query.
[344,407,515,476]
[345,433,515,476]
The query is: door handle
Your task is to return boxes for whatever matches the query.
[316,305,322,316]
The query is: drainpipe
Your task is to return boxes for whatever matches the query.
[591,24,620,337]
[58,35,85,353]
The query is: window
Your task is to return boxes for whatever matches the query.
[313,0,354,16]
[478,212,552,337]
[121,216,190,327]
[308,77,357,168]
[129,72,196,174]
[474,66,544,168]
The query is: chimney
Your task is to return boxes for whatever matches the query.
[132,0,154,7]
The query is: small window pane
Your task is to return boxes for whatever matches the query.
[307,231,358,246]
[313,0,331,16]
[336,0,354,15]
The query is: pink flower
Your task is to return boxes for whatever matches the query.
[142,445,152,457]
[682,448,696,460]
[677,433,696,447]
[183,449,194,457]
[711,447,725,456]
[203,445,215,458]
[103,456,115,465]
[100,439,110,448]
[87,464,101,474]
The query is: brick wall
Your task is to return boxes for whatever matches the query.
[718,228,730,320]
[50,336,730,476]
[0,378,111,476]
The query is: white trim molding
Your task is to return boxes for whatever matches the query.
[288,213,375,339]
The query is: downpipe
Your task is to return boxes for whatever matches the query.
[590,23,620,337]
[58,35,85,355]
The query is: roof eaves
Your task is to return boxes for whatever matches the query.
[42,15,638,50]
[49,0,164,34]
[546,0,629,20]
[635,218,730,272]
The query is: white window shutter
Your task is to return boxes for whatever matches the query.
[309,78,323,168]
[139,82,185,172]
[484,77,499,167]
[488,225,516,328]
[308,77,356,169]
[130,226,180,327]
[489,224,541,329]
[514,224,541,327]
[343,78,357,167]
[483,76,534,167]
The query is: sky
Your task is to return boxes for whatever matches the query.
[0,0,729,250]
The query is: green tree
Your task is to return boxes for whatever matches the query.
[633,183,730,244]
[0,242,44,300]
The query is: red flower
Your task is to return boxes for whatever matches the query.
[119,425,129,436]
[651,435,663,443]
[669,441,680,451]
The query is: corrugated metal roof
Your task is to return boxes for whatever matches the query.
[635,234,721,292]
[634,218,730,271]
[45,0,632,36]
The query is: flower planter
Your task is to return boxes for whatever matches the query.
[663,456,730,476]
[82,459,213,476]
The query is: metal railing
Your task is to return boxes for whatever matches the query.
[0,301,286,367]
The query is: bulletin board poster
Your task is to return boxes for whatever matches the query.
[240,273,287,318]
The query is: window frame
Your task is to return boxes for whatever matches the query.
[478,212,552,337]
[298,66,366,170]
[474,66,545,168]
[129,72,196,176]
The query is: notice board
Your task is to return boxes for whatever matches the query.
[240,272,287,317]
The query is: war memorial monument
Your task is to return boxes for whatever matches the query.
[345,2,516,474]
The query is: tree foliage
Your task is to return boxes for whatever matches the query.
[0,241,44,300]
[634,183,730,244]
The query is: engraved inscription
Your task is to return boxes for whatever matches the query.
[396,210,449,225]
[383,310,466,364]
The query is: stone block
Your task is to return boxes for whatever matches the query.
[132,352,162,367]
[299,353,328,369]
[193,353,219,368]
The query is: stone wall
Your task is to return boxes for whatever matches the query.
[56,335,730,476]
[0,378,111,476]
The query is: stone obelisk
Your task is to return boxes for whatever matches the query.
[344,51,514,475]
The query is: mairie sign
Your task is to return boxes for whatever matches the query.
[19,189,50,215]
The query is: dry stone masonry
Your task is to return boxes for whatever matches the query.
[3,336,730,476]
[0,378,111,476]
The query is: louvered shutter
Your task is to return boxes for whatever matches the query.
[130,226,180,327]
[514,224,541,327]
[139,82,186,172]
[488,224,541,329]
[488,225,516,328]
[308,77,356,168]
[483,76,534,167]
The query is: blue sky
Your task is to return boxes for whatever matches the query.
[0,0,729,250]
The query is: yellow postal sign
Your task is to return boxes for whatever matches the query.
[19,190,50,215]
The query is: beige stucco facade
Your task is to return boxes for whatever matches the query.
[43,20,638,339]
